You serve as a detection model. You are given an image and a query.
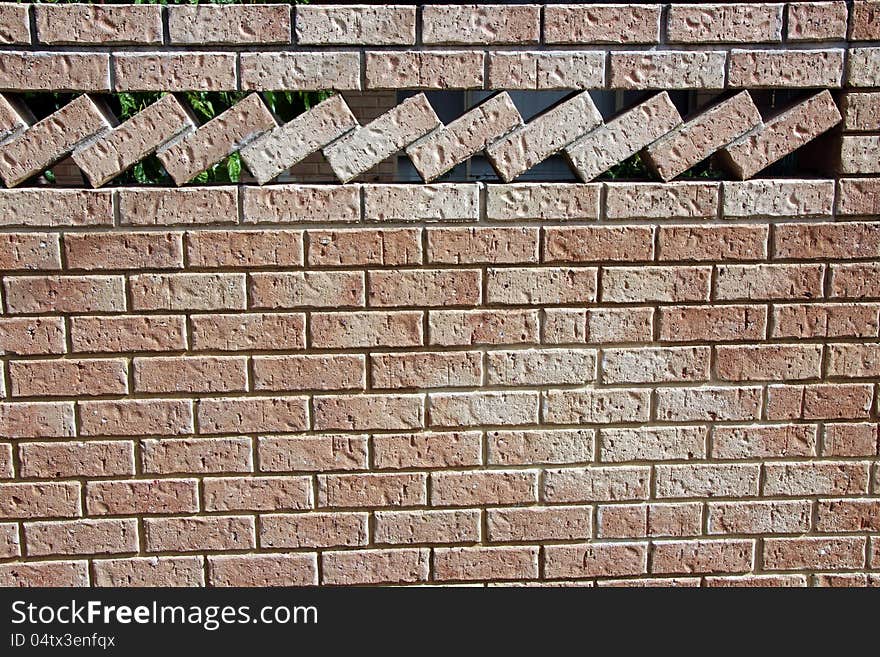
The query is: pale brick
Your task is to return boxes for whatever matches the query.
[488,506,592,542]
[787,2,849,40]
[191,313,305,351]
[763,462,871,496]
[311,311,422,349]
[423,5,539,44]
[0,4,30,45]
[838,136,880,175]
[722,91,841,179]
[314,394,423,431]
[0,95,111,187]
[119,187,238,226]
[544,4,660,43]
[375,510,480,545]
[209,554,316,587]
[71,315,186,353]
[317,473,426,508]
[25,519,136,556]
[114,52,236,92]
[4,275,125,314]
[295,5,416,45]
[544,389,651,425]
[429,391,539,427]
[708,500,812,534]
[0,317,65,356]
[715,264,824,300]
[158,94,276,185]
[487,429,594,465]
[73,95,195,187]
[764,537,866,570]
[371,352,481,389]
[372,432,482,469]
[10,358,128,397]
[407,93,521,182]
[64,232,183,271]
[434,546,539,581]
[0,94,28,146]
[250,271,364,309]
[722,179,834,217]
[601,427,707,462]
[545,542,648,578]
[79,400,193,437]
[429,310,539,346]
[486,183,600,221]
[604,182,719,219]
[0,524,20,558]
[712,424,817,459]
[0,233,61,271]
[585,308,654,343]
[258,434,368,473]
[656,463,760,498]
[542,466,651,503]
[716,344,823,381]
[487,92,603,182]
[308,228,420,266]
[169,5,291,45]
[656,386,762,422]
[0,402,75,438]
[261,512,366,549]
[35,4,161,45]
[431,470,537,506]
[0,52,110,92]
[609,51,727,89]
[240,52,361,91]
[487,348,596,386]
[144,516,255,553]
[198,397,307,435]
[322,548,429,585]
[86,479,198,515]
[667,3,783,43]
[488,267,597,305]
[134,356,247,394]
[0,561,89,587]
[203,476,311,513]
[364,183,479,222]
[253,354,364,392]
[241,94,358,184]
[659,305,767,342]
[369,268,481,307]
[842,93,880,131]
[602,346,709,384]
[729,49,844,87]
[0,482,80,519]
[487,51,606,89]
[428,227,538,264]
[130,273,245,311]
[365,51,484,89]
[652,539,755,574]
[601,266,710,303]
[141,437,254,474]
[822,423,879,457]
[566,92,681,181]
[705,574,806,587]
[324,94,440,183]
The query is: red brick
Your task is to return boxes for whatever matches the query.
[488,506,592,542]
[0,317,65,356]
[822,423,879,457]
[191,313,305,351]
[258,434,368,473]
[144,516,255,553]
[209,554,316,587]
[0,233,61,271]
[369,269,480,307]
[93,557,204,587]
[0,402,75,438]
[365,51,483,90]
[600,427,707,462]
[787,2,848,40]
[428,227,538,264]
[307,229,420,266]
[816,499,880,532]
[130,273,245,311]
[322,548,429,585]
[253,355,365,391]
[9,358,128,397]
[114,53,236,92]
[134,356,247,394]
[79,400,193,437]
[0,4,30,44]
[35,4,161,45]
[203,476,312,513]
[708,500,812,534]
[0,52,110,93]
[317,473,426,508]
[251,271,363,309]
[609,51,727,89]
[86,479,199,515]
[803,384,874,419]
[431,470,537,507]
[429,310,538,346]
[602,347,709,384]
[311,311,422,349]
[4,275,125,314]
[423,5,538,44]
[187,230,303,268]
[314,394,423,431]
[658,225,767,261]
[851,1,880,39]
[64,232,183,271]
[667,4,782,43]
[260,513,367,549]
[831,263,880,298]
[772,303,880,338]
[764,536,866,570]
[545,226,653,262]
[764,462,871,496]
[434,546,539,582]
[544,389,650,425]
[70,316,186,353]
[372,432,482,469]
[652,540,755,574]
[542,466,650,503]
[659,305,767,342]
[0,561,89,587]
[24,519,136,556]
[372,352,481,389]
[545,542,648,579]
[728,49,844,88]
[487,429,594,465]
[715,264,824,300]
[144,437,251,475]
[430,391,539,427]
[198,397,308,435]
[119,187,238,226]
[19,441,134,479]
[0,482,80,519]
[168,5,291,45]
[716,344,822,381]
[295,5,415,45]
[375,510,480,545]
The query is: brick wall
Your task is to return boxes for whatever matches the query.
[0,3,877,587]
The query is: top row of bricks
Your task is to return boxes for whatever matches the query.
[1,3,878,47]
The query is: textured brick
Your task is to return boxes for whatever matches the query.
[544,4,660,43]
[314,394,423,431]
[839,136,880,175]
[728,49,844,88]
[429,391,539,427]
[311,311,422,349]
[79,400,193,437]
[0,4,30,45]
[851,1,880,40]
[71,315,186,354]
[431,470,537,506]
[187,230,302,269]
[251,271,364,309]
[764,537,866,570]
[131,273,245,311]
[0,402,75,439]
[119,187,238,226]
[487,429,594,465]
[0,233,61,271]
[134,356,247,394]
[487,349,595,386]
[10,358,128,397]
[295,5,416,45]
[842,93,880,132]
[601,427,707,462]
[826,343,880,378]
[645,92,761,181]
[74,95,194,187]
[35,4,161,45]
[429,310,538,346]
[0,482,80,519]
[428,227,538,264]
[656,463,760,498]
[487,51,606,89]
[1,526,21,558]
[240,52,361,91]
[802,384,874,419]
[822,423,879,457]
[373,432,482,469]
[544,389,650,425]
[705,574,807,587]
[764,462,870,496]
[324,94,440,183]
[144,516,255,553]
[487,92,602,182]
[203,476,311,513]
[610,51,727,89]
[816,499,880,532]
[25,519,137,557]
[602,266,710,303]
[0,52,110,92]
[667,4,783,43]
[64,232,183,271]
[773,303,880,339]
[372,352,481,389]
[831,263,880,298]
[4,275,125,314]
[209,554,316,587]
[318,473,426,508]
[423,5,538,44]
[787,2,849,41]
[715,264,824,301]
[241,94,358,185]
[169,5,291,45]
[365,51,484,89]
[723,179,834,217]
[364,184,479,222]
[488,506,593,542]
[259,434,368,473]
[605,182,718,219]
[656,387,762,422]
[0,318,66,356]
[308,229,420,267]
[487,184,600,221]
[545,226,653,263]
[407,94,522,182]
[86,479,198,516]
[191,313,305,351]
[369,269,479,307]
[0,95,111,187]
[158,94,276,185]
[261,513,367,549]
[652,539,754,574]
[375,510,479,545]
[712,424,817,459]
[716,344,822,381]
[708,500,811,534]
[488,267,597,305]
[545,542,648,578]
[659,305,767,342]
[322,548,429,585]
[198,397,307,435]
[542,466,651,503]
[114,53,236,92]
[434,546,539,581]
[0,561,89,587]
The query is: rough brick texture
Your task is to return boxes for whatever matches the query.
[0,2,876,589]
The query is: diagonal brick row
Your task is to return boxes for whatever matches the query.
[0,88,844,188]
